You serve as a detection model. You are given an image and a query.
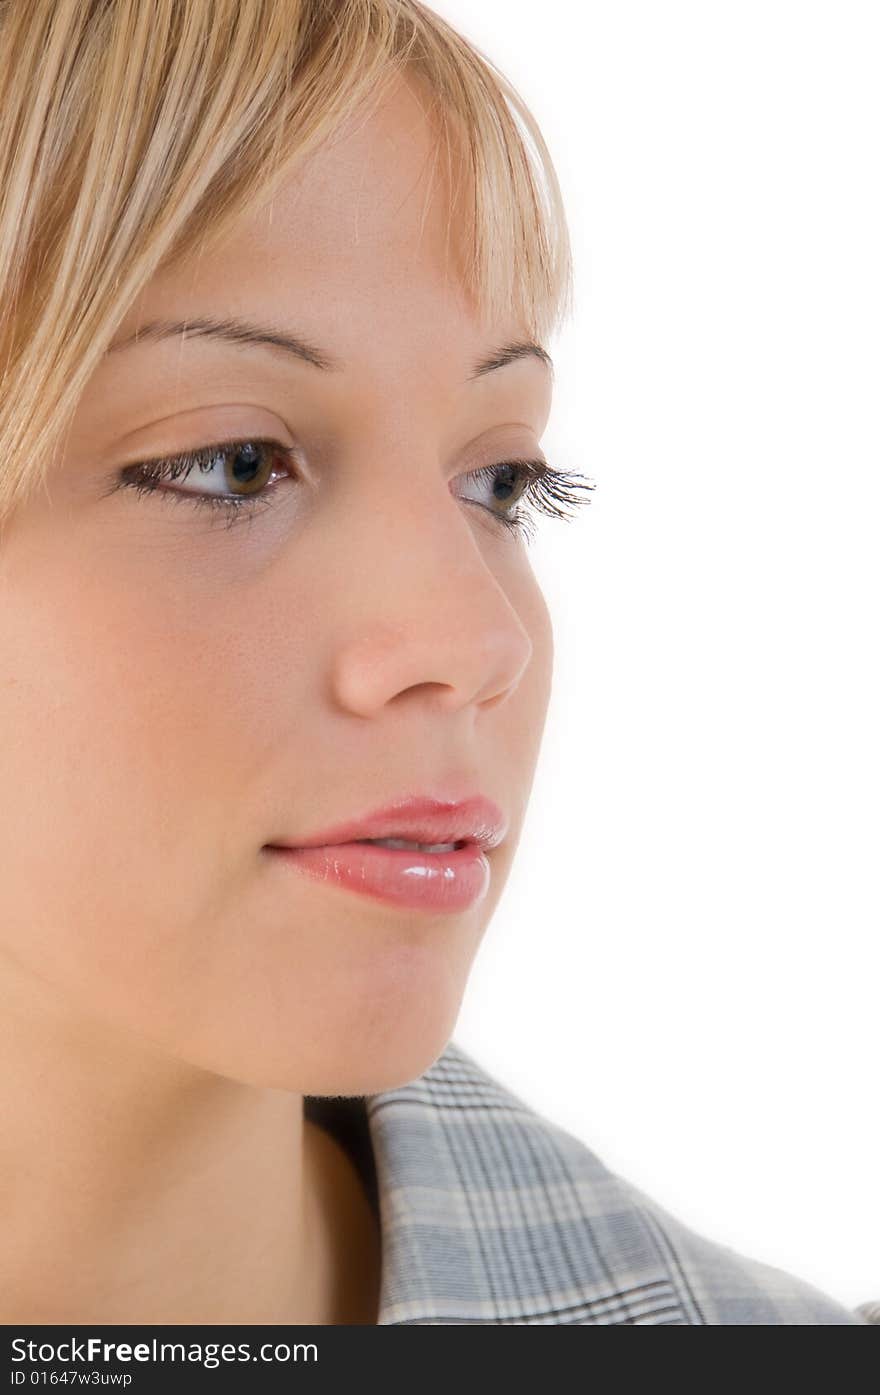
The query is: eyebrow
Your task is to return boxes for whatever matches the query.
[105,316,552,381]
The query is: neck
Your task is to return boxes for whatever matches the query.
[0,958,379,1324]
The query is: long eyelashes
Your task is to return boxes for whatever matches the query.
[112,437,596,542]
[492,460,596,543]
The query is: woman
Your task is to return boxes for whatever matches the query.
[0,0,869,1325]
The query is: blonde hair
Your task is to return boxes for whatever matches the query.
[0,0,573,531]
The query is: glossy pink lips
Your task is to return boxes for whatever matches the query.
[266,839,492,913]
[265,792,506,912]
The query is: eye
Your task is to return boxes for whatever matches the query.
[456,458,595,542]
[111,437,298,529]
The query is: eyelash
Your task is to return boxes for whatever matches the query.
[113,437,595,542]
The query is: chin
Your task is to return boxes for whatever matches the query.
[298,1009,464,1099]
[178,999,463,1098]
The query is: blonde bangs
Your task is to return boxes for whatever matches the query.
[0,0,573,530]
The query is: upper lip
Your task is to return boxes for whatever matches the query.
[268,794,508,852]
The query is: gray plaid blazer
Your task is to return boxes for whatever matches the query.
[305,1039,875,1325]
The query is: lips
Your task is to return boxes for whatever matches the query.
[264,793,507,913]
[267,794,508,855]
[267,838,492,912]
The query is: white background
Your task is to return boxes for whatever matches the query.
[438,1,879,1311]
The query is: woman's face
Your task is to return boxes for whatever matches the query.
[0,76,554,1094]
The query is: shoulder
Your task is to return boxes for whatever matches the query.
[372,1040,869,1325]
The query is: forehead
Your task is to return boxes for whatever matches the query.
[115,74,499,369]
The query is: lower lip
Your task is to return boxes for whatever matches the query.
[265,840,492,913]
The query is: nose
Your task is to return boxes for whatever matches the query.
[325,498,534,719]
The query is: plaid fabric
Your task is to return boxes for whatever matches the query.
[353,1039,873,1325]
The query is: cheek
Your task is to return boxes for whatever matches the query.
[503,569,554,776]
[526,577,554,705]
[0,555,275,1023]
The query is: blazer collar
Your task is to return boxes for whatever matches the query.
[363,1039,686,1325]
